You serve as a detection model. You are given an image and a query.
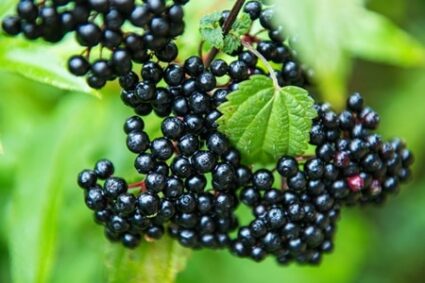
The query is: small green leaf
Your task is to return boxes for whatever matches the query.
[217,75,317,164]
[232,13,252,35]
[200,11,222,27]
[222,13,252,54]
[0,35,99,96]
[200,12,224,48]
[0,138,3,155]
[200,11,252,54]
[107,237,191,283]
[346,10,425,66]
[200,27,224,49]
[223,32,241,54]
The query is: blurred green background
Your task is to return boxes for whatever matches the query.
[1,0,425,283]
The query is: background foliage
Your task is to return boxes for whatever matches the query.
[0,0,425,283]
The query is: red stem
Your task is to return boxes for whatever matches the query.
[128,181,146,192]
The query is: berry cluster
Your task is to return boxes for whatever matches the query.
[118,0,309,120]
[2,0,189,88]
[309,94,414,205]
[3,0,414,266]
[77,1,413,264]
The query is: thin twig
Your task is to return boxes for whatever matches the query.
[198,40,205,59]
[241,39,280,90]
[204,0,247,67]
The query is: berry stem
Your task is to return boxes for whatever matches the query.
[241,39,280,90]
[128,180,146,191]
[295,155,314,162]
[198,40,205,58]
[204,0,247,67]
[281,177,288,190]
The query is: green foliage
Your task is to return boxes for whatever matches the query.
[272,0,425,109]
[200,12,224,48]
[0,0,14,17]
[346,11,425,66]
[217,75,316,164]
[108,237,191,283]
[0,0,95,95]
[6,93,109,283]
[200,11,252,54]
[0,80,190,283]
[0,35,99,97]
[223,13,252,54]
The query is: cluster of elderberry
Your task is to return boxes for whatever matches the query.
[4,0,414,266]
[78,119,245,249]
[117,1,309,124]
[77,0,413,265]
[226,92,415,264]
[232,167,340,264]
[309,93,414,205]
[2,0,189,88]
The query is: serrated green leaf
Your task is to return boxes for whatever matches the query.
[223,32,241,54]
[200,12,222,27]
[217,75,316,164]
[346,10,425,66]
[0,35,99,97]
[107,237,191,283]
[222,14,252,54]
[200,27,224,49]
[200,12,225,49]
[232,13,252,35]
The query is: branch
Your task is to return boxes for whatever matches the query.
[204,0,247,67]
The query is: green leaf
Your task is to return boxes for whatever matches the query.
[346,10,425,66]
[200,11,252,54]
[200,11,222,26]
[107,237,191,283]
[6,95,108,283]
[200,12,224,48]
[223,32,241,54]
[232,13,252,35]
[0,0,14,17]
[0,35,99,96]
[200,27,224,49]
[223,13,252,54]
[217,75,316,164]
[272,0,425,109]
[0,138,3,155]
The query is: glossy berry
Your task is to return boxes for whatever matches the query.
[126,131,150,153]
[244,1,262,20]
[138,192,160,217]
[104,177,127,199]
[277,156,298,177]
[76,22,102,47]
[252,169,274,190]
[78,169,97,189]
[68,55,90,76]
[94,159,115,179]
[210,59,228,77]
